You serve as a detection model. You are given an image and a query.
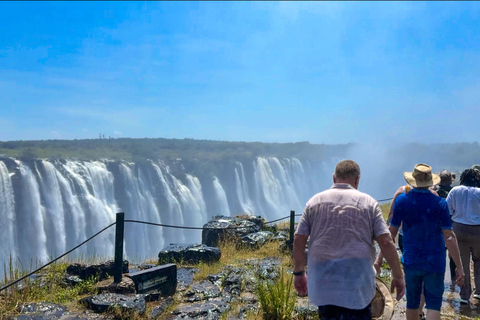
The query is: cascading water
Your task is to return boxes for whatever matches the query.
[0,161,16,266]
[0,156,333,279]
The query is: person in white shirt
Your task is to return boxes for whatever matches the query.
[293,160,405,320]
[446,168,480,304]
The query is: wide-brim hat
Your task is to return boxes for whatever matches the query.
[371,277,395,319]
[404,163,440,188]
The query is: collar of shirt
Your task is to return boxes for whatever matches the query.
[331,183,355,190]
[411,188,432,194]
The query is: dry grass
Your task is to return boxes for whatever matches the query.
[379,202,391,221]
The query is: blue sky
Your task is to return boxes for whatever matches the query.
[1,1,480,144]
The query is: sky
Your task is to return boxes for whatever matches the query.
[1,1,480,145]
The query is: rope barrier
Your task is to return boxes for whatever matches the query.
[1,196,397,294]
[0,222,116,293]
[125,215,292,229]
[377,197,394,202]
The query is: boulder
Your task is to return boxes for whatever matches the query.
[149,297,174,319]
[80,293,146,315]
[234,214,266,230]
[66,260,129,281]
[202,215,260,247]
[170,299,230,319]
[184,280,222,302]
[239,231,274,249]
[177,267,199,292]
[17,302,68,318]
[158,244,221,264]
[97,276,136,294]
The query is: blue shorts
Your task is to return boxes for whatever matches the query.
[405,267,444,311]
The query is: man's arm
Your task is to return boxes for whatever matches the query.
[292,234,309,296]
[443,229,465,286]
[376,228,405,301]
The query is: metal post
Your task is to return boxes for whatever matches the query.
[289,210,295,249]
[114,212,125,283]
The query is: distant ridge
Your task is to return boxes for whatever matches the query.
[0,137,353,162]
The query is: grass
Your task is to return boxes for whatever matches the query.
[0,235,296,320]
[0,261,99,318]
[256,268,296,320]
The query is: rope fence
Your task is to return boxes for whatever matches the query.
[0,196,394,293]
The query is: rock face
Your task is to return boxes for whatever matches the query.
[66,260,129,281]
[202,215,260,247]
[239,231,274,249]
[97,276,136,294]
[158,243,221,264]
[80,293,146,315]
[16,302,68,319]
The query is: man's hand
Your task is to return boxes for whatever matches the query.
[294,274,308,297]
[390,276,405,301]
[455,268,465,287]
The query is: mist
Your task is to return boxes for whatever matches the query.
[343,141,480,201]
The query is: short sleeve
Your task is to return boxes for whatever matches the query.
[372,202,389,238]
[446,189,455,217]
[439,198,452,229]
[295,207,311,236]
[390,195,405,228]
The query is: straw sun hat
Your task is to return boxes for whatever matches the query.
[404,164,440,188]
[371,278,395,319]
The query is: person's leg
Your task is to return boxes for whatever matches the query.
[398,233,404,253]
[422,271,444,320]
[454,222,472,300]
[471,225,480,297]
[419,292,426,317]
[406,308,421,320]
[405,268,423,320]
[425,309,441,320]
[318,304,371,320]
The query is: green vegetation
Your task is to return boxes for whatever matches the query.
[0,229,298,320]
[0,138,352,163]
[256,268,296,320]
[1,261,98,318]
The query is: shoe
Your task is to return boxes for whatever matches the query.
[473,294,480,300]
[459,298,469,304]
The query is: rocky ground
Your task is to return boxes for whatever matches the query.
[3,214,479,320]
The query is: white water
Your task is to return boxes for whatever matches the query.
[0,156,333,278]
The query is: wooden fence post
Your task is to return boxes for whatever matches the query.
[289,210,295,250]
[114,212,125,283]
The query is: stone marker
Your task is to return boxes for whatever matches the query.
[129,263,177,295]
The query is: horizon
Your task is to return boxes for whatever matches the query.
[1,2,480,145]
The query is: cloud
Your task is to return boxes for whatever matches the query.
[113,131,122,136]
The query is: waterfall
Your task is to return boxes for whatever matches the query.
[0,156,332,279]
[212,176,231,217]
[0,162,16,266]
[234,162,254,215]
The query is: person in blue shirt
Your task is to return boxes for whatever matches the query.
[390,164,464,320]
